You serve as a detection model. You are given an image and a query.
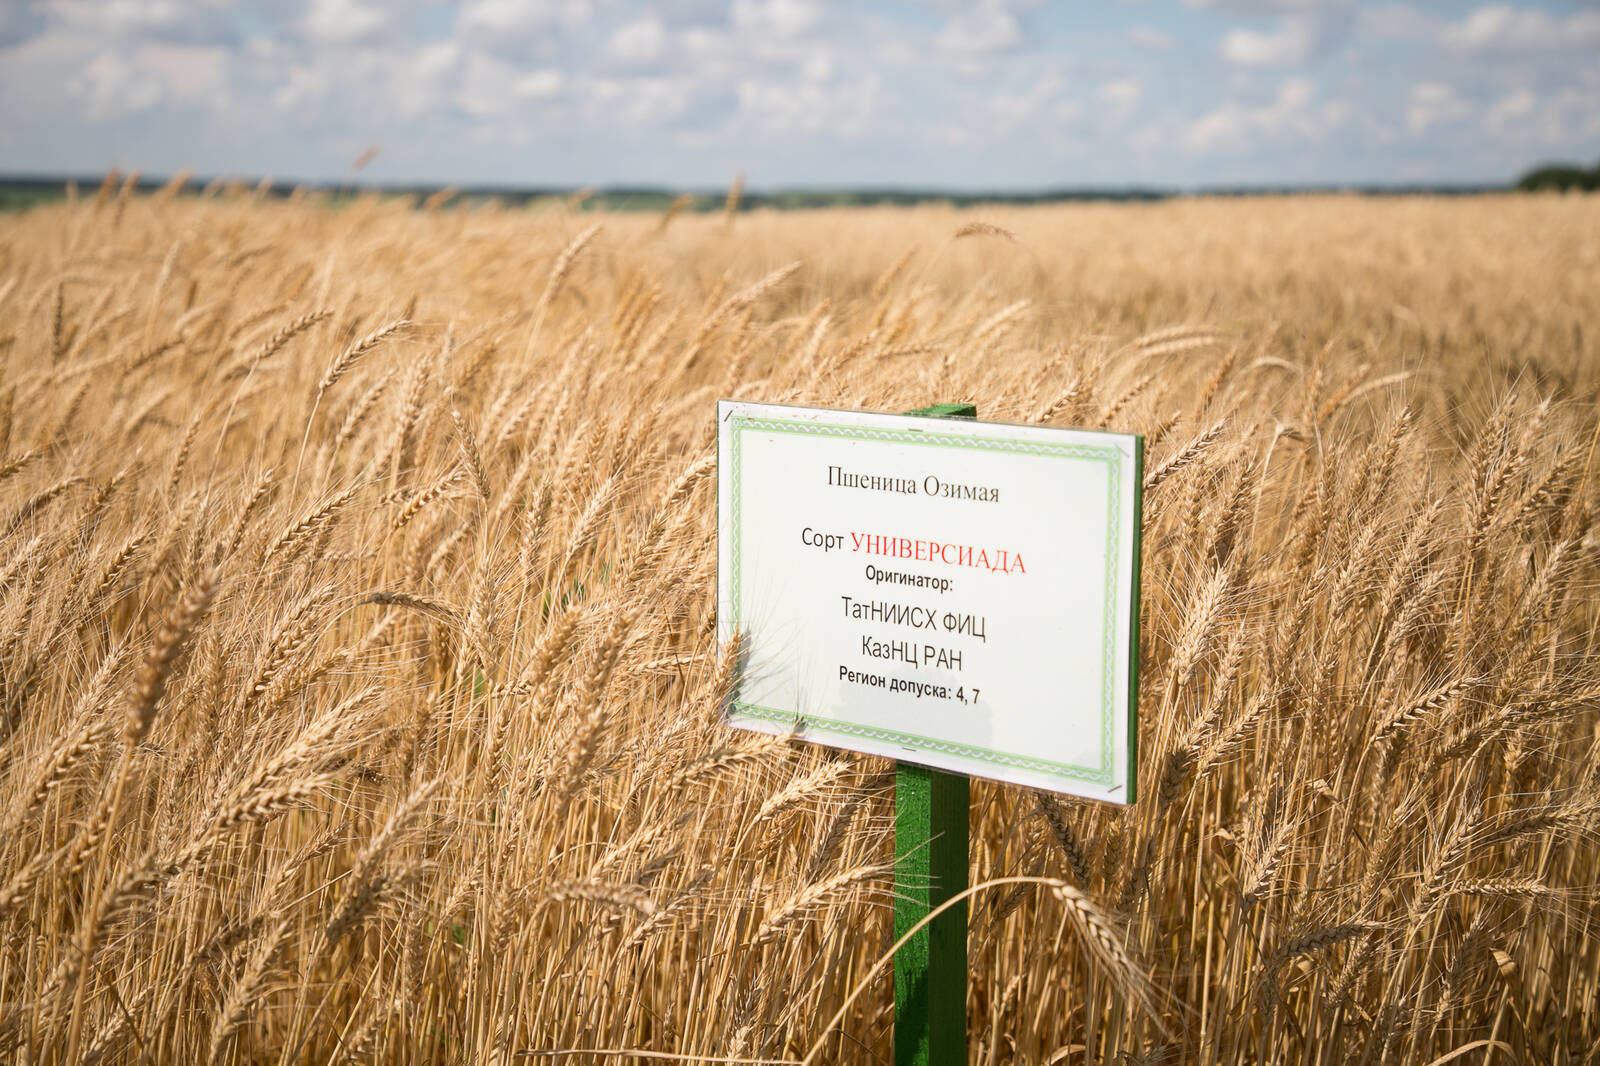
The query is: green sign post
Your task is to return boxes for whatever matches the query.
[893,762,970,1066]
[715,397,1143,1064]
[894,402,977,1066]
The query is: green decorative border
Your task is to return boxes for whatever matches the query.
[1127,436,1143,805]
[727,412,1132,789]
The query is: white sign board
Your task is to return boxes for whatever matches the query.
[716,401,1143,804]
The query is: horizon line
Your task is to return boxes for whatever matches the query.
[0,170,1534,209]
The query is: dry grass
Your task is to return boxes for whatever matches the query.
[1,186,1599,1064]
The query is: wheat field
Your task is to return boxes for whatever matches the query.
[1,179,1598,1064]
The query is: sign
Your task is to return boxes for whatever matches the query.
[717,401,1142,804]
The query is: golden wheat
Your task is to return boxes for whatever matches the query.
[0,189,1596,1064]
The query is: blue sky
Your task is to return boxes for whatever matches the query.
[1,0,1597,190]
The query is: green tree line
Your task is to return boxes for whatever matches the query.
[1517,160,1600,191]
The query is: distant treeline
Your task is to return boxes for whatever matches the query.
[1516,161,1600,192]
[1,171,1583,213]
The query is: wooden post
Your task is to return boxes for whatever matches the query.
[894,402,975,1066]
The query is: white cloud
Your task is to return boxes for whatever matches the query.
[1221,16,1319,65]
[518,69,565,99]
[458,0,593,38]
[389,40,461,118]
[1129,25,1175,50]
[734,74,880,138]
[299,0,389,44]
[608,15,667,66]
[1537,87,1600,143]
[1406,82,1471,134]
[1485,87,1535,136]
[1281,78,1313,108]
[0,32,85,111]
[1183,110,1241,153]
[4,26,228,122]
[456,52,510,117]
[677,25,737,76]
[801,51,833,83]
[584,75,693,124]
[47,0,187,32]
[1183,76,1320,153]
[272,63,328,111]
[415,40,461,79]
[991,73,1064,132]
[4,0,1598,189]
[72,50,164,119]
[1182,0,1353,12]
[39,0,237,47]
[456,50,569,117]
[1098,77,1142,108]
[731,0,821,40]
[648,1,726,26]
[1441,5,1600,54]
[1355,4,1437,39]
[935,3,1023,58]
[135,42,225,102]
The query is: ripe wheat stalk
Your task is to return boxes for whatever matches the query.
[0,188,1596,1064]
